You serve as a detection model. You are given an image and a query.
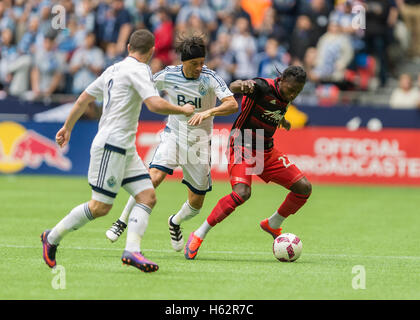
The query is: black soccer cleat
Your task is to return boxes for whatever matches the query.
[168,215,184,252]
[106,219,127,243]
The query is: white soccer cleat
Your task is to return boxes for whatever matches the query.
[168,215,184,252]
[106,219,127,243]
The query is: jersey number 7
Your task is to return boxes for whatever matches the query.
[105,79,114,109]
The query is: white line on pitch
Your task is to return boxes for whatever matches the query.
[1,243,420,261]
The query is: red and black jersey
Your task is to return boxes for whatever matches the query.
[230,77,290,150]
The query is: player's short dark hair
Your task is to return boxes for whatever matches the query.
[128,29,155,54]
[175,32,207,61]
[281,66,307,84]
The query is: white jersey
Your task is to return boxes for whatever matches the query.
[153,65,233,140]
[85,56,159,149]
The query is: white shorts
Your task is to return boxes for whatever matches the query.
[150,127,212,195]
[88,143,153,204]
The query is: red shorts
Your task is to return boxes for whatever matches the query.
[228,146,304,189]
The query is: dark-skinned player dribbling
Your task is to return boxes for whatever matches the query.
[184,65,312,260]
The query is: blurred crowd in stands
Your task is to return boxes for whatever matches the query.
[0,0,420,109]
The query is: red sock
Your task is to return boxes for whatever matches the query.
[277,192,310,218]
[207,191,245,226]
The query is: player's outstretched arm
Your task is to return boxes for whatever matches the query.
[56,91,96,148]
[144,96,194,116]
[279,117,291,131]
[229,80,255,94]
[188,96,238,126]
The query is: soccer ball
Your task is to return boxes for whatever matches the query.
[273,233,302,262]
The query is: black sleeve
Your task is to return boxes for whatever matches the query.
[243,77,268,97]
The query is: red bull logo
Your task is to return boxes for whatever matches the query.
[0,122,71,173]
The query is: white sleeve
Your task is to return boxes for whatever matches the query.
[210,73,234,101]
[85,72,105,101]
[130,65,159,100]
[152,69,166,91]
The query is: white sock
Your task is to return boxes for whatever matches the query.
[194,220,212,240]
[171,201,200,225]
[48,202,94,245]
[125,203,152,252]
[268,211,286,229]
[119,196,136,225]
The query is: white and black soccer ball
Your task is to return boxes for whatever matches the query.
[273,233,302,262]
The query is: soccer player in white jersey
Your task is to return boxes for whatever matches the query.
[105,33,238,251]
[40,30,195,272]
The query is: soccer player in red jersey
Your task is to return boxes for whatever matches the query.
[184,65,312,259]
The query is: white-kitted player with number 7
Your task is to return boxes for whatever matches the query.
[41,29,195,273]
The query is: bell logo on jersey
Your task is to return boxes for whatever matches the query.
[177,95,202,109]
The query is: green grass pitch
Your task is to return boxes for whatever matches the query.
[0,175,419,300]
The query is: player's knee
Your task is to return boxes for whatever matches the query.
[189,199,203,210]
[233,184,251,202]
[291,177,312,196]
[147,192,157,208]
[239,190,251,202]
[89,200,112,218]
[301,180,312,196]
[134,189,157,209]
[188,194,205,210]
[150,168,166,188]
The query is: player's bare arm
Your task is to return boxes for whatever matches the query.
[144,96,195,116]
[229,79,256,94]
[56,91,96,148]
[188,96,238,126]
[279,117,291,131]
